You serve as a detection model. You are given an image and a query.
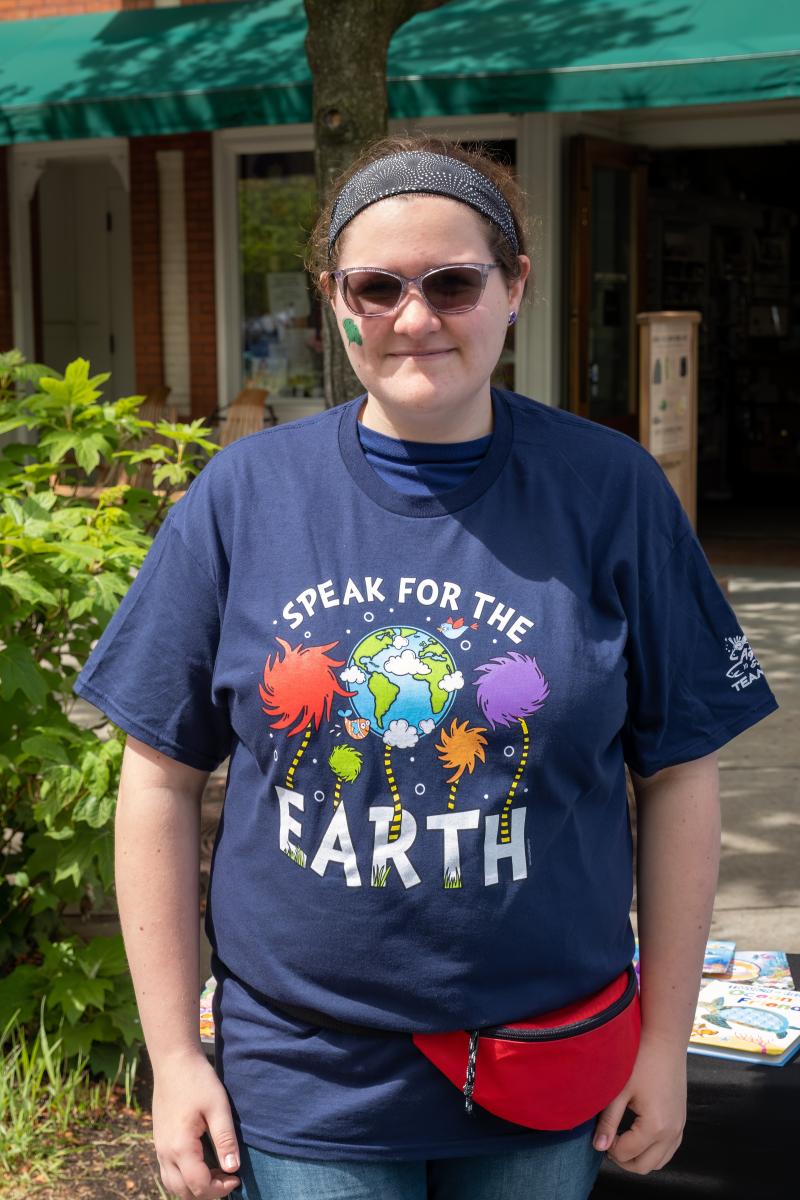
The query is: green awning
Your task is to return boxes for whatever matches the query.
[1,0,799,145]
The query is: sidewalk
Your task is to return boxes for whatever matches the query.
[707,564,799,953]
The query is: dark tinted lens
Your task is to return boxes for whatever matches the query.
[343,271,403,314]
[422,266,484,312]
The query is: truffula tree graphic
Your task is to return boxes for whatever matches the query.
[435,717,488,810]
[259,638,355,788]
[474,653,550,844]
[381,718,420,843]
[328,743,363,809]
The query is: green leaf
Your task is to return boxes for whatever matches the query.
[21,734,70,765]
[78,936,129,979]
[73,791,115,829]
[39,430,80,463]
[74,433,112,476]
[49,971,112,1023]
[0,640,49,706]
[35,765,84,824]
[0,415,31,436]
[0,568,59,607]
[0,964,40,1028]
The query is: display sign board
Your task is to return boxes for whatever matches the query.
[637,312,701,527]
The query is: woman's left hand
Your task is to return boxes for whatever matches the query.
[592,1033,688,1174]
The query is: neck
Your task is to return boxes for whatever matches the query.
[358,390,493,443]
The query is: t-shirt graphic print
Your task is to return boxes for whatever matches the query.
[258,589,549,895]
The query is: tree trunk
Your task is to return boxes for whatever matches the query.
[304,0,452,408]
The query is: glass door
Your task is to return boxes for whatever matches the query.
[568,137,647,438]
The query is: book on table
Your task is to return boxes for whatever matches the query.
[689,979,800,1066]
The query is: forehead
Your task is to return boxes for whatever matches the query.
[335,194,493,270]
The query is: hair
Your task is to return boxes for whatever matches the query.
[306,133,531,301]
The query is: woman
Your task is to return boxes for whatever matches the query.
[75,136,777,1200]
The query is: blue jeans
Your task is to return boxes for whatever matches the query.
[231,1129,604,1199]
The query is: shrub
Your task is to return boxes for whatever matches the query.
[0,350,217,1076]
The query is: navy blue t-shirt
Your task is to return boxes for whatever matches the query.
[75,389,777,1160]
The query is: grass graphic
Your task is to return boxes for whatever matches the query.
[372,863,392,888]
[443,868,463,889]
[283,844,307,868]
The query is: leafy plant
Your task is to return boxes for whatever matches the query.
[0,350,218,1074]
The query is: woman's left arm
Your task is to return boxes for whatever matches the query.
[593,751,721,1174]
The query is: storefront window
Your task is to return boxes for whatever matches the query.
[238,151,323,403]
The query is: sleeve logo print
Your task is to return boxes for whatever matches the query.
[724,635,764,692]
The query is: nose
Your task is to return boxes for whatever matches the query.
[392,283,442,336]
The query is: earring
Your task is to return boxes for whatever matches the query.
[507,311,518,326]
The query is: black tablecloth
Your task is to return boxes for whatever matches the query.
[592,953,799,1199]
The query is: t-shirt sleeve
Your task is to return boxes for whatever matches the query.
[73,512,232,772]
[621,522,778,778]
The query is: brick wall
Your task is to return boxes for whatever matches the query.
[0,148,13,350]
[0,1,242,19]
[130,133,217,419]
[183,135,217,419]
[0,2,126,19]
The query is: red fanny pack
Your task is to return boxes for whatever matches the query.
[412,964,640,1131]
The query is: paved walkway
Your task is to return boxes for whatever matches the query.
[707,564,799,953]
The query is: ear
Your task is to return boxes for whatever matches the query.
[319,271,336,305]
[509,255,531,309]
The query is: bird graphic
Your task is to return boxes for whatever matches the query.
[437,615,479,640]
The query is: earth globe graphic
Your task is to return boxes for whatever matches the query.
[345,626,459,738]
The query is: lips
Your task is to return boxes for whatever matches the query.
[389,348,454,357]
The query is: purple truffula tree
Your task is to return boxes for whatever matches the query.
[474,654,550,844]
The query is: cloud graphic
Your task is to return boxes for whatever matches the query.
[383,719,419,748]
[384,648,430,677]
[392,634,409,648]
[340,665,365,684]
[419,718,435,735]
[440,670,465,693]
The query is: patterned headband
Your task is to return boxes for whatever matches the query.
[327,151,519,255]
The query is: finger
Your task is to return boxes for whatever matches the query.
[159,1161,193,1200]
[609,1124,683,1174]
[593,1092,630,1152]
[608,1135,681,1177]
[176,1139,238,1199]
[607,1118,653,1163]
[206,1111,241,1176]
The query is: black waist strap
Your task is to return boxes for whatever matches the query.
[230,970,407,1038]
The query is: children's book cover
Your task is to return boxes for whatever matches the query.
[633,939,738,981]
[700,940,736,975]
[711,950,794,990]
[689,980,800,1066]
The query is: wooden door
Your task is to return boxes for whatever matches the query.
[568,137,647,439]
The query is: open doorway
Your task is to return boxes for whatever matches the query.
[646,144,800,563]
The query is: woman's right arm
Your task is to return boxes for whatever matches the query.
[116,735,241,1199]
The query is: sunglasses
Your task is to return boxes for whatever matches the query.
[331,262,499,317]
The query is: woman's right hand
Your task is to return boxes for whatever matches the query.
[152,1051,242,1199]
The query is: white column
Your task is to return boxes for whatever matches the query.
[516,112,562,407]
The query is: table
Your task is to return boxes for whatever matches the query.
[592,953,799,1198]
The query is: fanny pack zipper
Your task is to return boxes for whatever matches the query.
[462,964,637,1114]
[481,963,638,1042]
